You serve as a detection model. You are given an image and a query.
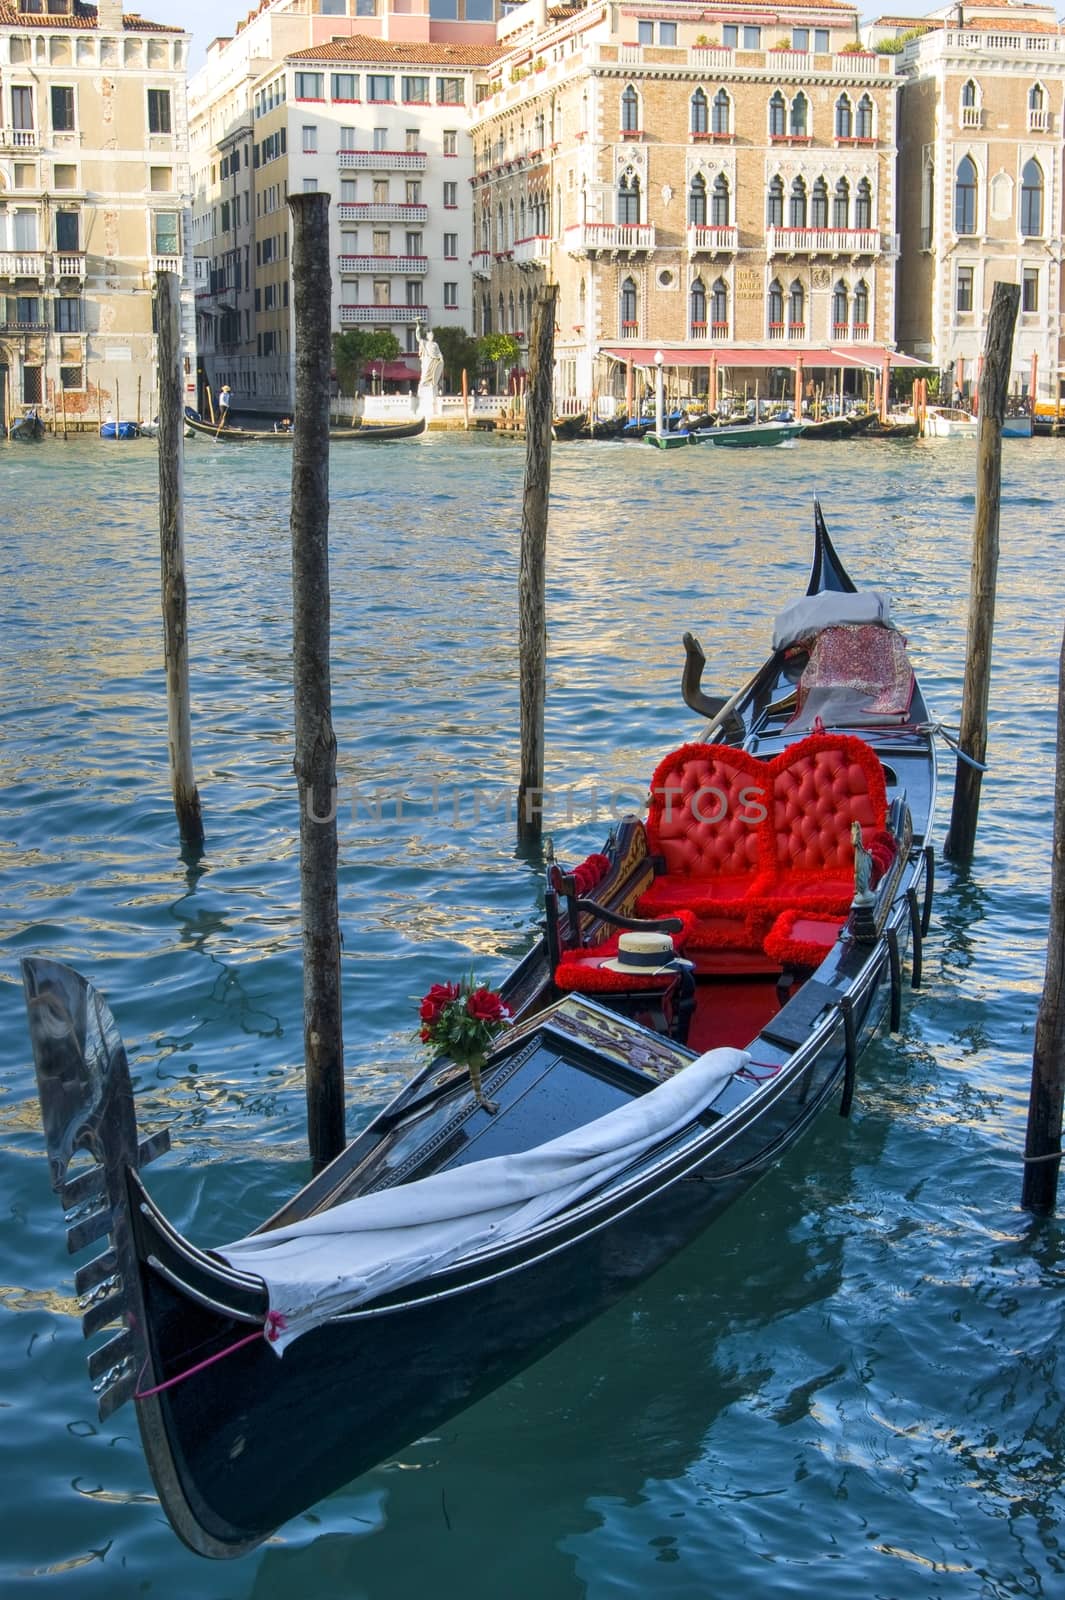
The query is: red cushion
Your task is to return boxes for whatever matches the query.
[764,910,846,968]
[555,910,695,993]
[645,743,772,882]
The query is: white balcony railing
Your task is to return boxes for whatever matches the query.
[564,222,656,254]
[338,255,428,275]
[688,224,739,254]
[0,251,44,278]
[54,253,85,280]
[338,149,427,171]
[471,249,492,279]
[691,47,735,71]
[1028,108,1050,132]
[337,203,428,224]
[767,226,880,256]
[512,233,551,267]
[340,304,429,326]
[0,127,39,148]
[832,52,881,75]
[151,255,182,276]
[960,105,982,128]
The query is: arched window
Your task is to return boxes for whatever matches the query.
[833,177,850,229]
[621,84,640,132]
[767,175,784,227]
[856,95,873,139]
[835,94,852,138]
[618,170,640,224]
[768,277,784,328]
[769,91,786,137]
[690,88,708,135]
[711,174,730,226]
[853,279,869,330]
[508,290,515,331]
[497,291,505,330]
[962,78,978,108]
[710,277,728,329]
[1030,83,1045,111]
[789,176,807,229]
[790,92,808,137]
[518,287,526,333]
[961,79,980,126]
[954,156,977,234]
[832,279,848,333]
[855,177,873,230]
[578,278,586,324]
[508,198,515,245]
[480,210,489,252]
[690,276,707,332]
[689,173,707,226]
[496,202,504,248]
[620,275,638,331]
[1021,158,1043,236]
[811,177,828,229]
[712,89,731,135]
[482,294,491,334]
[788,279,805,331]
[519,196,526,238]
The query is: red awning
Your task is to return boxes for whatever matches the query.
[599,345,929,371]
[366,359,419,381]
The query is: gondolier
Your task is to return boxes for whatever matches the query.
[218,384,232,424]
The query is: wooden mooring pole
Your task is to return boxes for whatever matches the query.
[1021,623,1065,1214]
[155,272,204,850]
[516,283,558,846]
[944,280,1020,863]
[288,192,345,1175]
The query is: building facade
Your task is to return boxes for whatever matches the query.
[893,1,1065,404]
[471,0,903,407]
[188,0,503,414]
[0,0,192,430]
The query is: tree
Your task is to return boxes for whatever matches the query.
[332,329,400,395]
[477,332,521,392]
[432,326,480,390]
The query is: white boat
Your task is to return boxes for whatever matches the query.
[924,406,977,439]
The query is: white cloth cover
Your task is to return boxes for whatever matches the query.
[772,589,893,653]
[219,1047,747,1353]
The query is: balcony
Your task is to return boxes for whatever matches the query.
[1028,108,1050,132]
[339,255,428,276]
[471,250,492,279]
[340,304,429,326]
[0,316,47,331]
[338,149,427,171]
[960,105,982,129]
[337,203,428,225]
[0,127,39,150]
[0,251,44,280]
[150,255,182,276]
[55,253,85,280]
[767,227,880,257]
[564,222,656,256]
[512,233,551,269]
[688,225,739,256]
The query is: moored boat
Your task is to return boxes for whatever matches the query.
[923,406,977,439]
[695,418,804,447]
[100,419,141,440]
[9,408,45,441]
[22,507,936,1558]
[185,414,427,443]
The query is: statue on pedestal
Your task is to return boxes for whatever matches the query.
[417,324,444,394]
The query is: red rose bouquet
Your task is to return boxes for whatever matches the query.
[416,976,510,1111]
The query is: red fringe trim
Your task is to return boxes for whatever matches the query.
[764,910,846,968]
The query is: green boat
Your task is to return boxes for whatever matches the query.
[695,420,803,448]
[644,429,697,449]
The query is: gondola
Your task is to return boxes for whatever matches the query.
[22,506,937,1559]
[551,411,587,439]
[8,408,45,441]
[185,414,427,443]
[694,418,804,447]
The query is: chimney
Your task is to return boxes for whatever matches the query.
[95,2,125,28]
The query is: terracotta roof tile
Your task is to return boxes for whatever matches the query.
[288,34,505,68]
[0,3,180,32]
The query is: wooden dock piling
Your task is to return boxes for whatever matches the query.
[288,192,345,1174]
[1021,622,1065,1214]
[155,272,204,851]
[944,280,1020,863]
[516,283,558,846]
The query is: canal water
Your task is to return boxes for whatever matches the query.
[1,430,1063,1599]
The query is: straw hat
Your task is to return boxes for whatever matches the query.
[600,931,679,975]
